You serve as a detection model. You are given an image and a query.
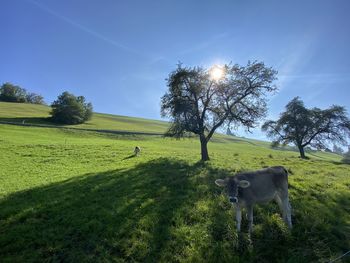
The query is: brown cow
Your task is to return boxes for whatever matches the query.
[215,166,292,233]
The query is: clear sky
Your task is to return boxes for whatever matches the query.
[1,0,350,140]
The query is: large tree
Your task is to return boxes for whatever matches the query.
[51,91,93,124]
[262,97,350,159]
[0,82,27,102]
[161,61,277,161]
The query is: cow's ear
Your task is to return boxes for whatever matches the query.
[238,180,250,188]
[215,179,227,187]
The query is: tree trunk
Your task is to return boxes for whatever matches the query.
[298,145,306,159]
[200,135,210,161]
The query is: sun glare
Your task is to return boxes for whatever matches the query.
[210,65,224,80]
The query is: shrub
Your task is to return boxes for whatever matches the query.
[50,91,93,125]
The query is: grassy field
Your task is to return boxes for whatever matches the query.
[0,103,349,262]
[0,102,169,133]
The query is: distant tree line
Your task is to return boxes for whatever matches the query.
[0,82,93,125]
[0,82,45,104]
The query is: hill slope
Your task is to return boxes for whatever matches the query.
[0,101,342,161]
[1,102,349,262]
[0,121,349,262]
[0,101,169,134]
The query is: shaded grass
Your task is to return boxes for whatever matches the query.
[0,121,349,262]
[0,158,197,262]
[1,156,349,262]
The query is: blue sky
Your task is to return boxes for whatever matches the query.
[1,0,350,140]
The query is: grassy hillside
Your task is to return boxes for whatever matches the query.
[0,103,349,262]
[0,101,342,161]
[1,127,349,262]
[0,102,169,133]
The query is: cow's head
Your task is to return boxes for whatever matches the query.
[215,177,250,203]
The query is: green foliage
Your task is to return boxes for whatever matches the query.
[26,92,45,104]
[262,97,350,159]
[50,92,93,124]
[0,82,45,104]
[0,82,27,102]
[0,121,348,262]
[161,61,277,161]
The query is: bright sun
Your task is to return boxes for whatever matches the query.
[210,65,224,80]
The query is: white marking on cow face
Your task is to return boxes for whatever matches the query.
[215,178,250,203]
[227,179,251,203]
[226,180,239,203]
[238,180,250,188]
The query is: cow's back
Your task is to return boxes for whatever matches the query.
[236,166,288,205]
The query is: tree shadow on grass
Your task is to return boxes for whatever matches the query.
[0,117,55,125]
[122,154,136,160]
[207,166,350,263]
[0,158,202,262]
[241,186,350,262]
[1,160,349,262]
[307,152,329,160]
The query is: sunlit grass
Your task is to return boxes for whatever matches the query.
[0,122,349,262]
[0,101,169,133]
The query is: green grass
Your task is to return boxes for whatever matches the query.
[0,101,169,133]
[0,103,349,262]
[1,123,349,262]
[0,101,342,161]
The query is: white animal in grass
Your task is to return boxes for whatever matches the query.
[134,146,141,156]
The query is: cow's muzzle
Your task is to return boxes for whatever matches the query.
[229,196,238,203]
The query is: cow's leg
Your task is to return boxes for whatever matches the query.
[275,195,285,219]
[283,197,292,228]
[276,194,292,228]
[247,205,254,234]
[235,205,242,232]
